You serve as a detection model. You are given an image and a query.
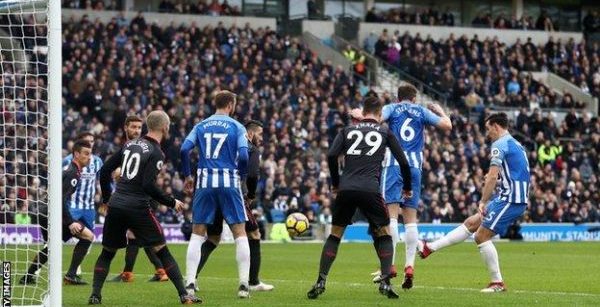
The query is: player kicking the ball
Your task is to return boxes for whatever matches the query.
[418,112,530,293]
[307,96,413,300]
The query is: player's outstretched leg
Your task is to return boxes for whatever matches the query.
[154,245,202,304]
[20,246,48,285]
[145,247,168,282]
[89,247,117,305]
[307,234,342,299]
[418,215,479,259]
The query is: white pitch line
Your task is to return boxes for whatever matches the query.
[78,272,600,297]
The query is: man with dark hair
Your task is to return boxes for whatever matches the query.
[110,115,169,283]
[307,96,413,300]
[353,84,452,289]
[194,119,274,292]
[181,90,252,299]
[89,110,201,304]
[20,140,94,285]
[418,112,530,293]
[61,132,103,285]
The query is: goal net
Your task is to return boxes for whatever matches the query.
[0,0,61,306]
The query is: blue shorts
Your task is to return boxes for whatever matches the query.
[192,187,247,225]
[481,198,527,236]
[69,208,95,230]
[381,166,421,209]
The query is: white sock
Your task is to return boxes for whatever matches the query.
[404,223,418,268]
[186,233,206,285]
[389,218,399,266]
[478,240,503,282]
[429,224,472,251]
[235,236,250,287]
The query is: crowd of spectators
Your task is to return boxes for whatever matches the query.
[62,0,241,16]
[62,0,122,11]
[157,0,241,16]
[1,12,599,233]
[364,30,599,110]
[364,6,557,32]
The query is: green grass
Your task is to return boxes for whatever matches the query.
[6,242,600,306]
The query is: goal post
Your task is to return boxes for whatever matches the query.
[47,0,61,305]
[0,0,61,305]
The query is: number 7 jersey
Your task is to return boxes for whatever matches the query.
[184,114,248,189]
[382,102,441,169]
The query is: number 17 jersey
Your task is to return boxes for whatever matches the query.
[382,102,441,169]
[184,114,248,189]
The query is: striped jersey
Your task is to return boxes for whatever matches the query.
[381,101,441,169]
[184,114,248,189]
[490,133,530,204]
[62,154,102,210]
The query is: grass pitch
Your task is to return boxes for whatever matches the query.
[6,241,600,306]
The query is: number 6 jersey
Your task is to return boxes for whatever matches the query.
[328,119,412,193]
[99,136,176,209]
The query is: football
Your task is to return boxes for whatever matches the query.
[286,213,310,237]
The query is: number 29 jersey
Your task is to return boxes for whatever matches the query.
[382,102,441,169]
[328,119,409,193]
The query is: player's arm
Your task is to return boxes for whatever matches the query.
[245,148,260,200]
[386,130,412,197]
[425,103,452,131]
[326,130,345,191]
[180,126,198,193]
[142,152,176,208]
[99,148,123,204]
[479,144,504,214]
[62,167,77,226]
[237,125,250,179]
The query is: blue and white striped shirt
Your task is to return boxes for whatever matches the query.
[62,154,103,210]
[183,114,248,189]
[381,101,441,169]
[490,134,530,204]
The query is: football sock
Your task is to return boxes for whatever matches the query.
[235,236,251,287]
[389,218,399,265]
[374,235,394,278]
[317,235,341,283]
[196,240,217,278]
[156,246,187,296]
[123,239,139,272]
[67,239,92,277]
[144,246,163,270]
[248,239,261,285]
[478,240,503,282]
[92,248,116,296]
[27,246,48,275]
[185,233,206,285]
[429,224,472,251]
[404,223,418,268]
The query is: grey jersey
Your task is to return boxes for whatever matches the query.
[328,119,412,193]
